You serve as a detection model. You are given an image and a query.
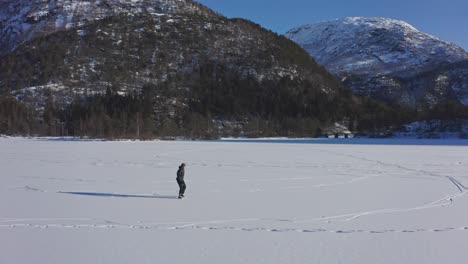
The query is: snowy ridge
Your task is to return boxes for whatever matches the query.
[286,17,468,77]
[0,0,210,56]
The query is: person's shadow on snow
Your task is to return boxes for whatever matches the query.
[59,191,178,199]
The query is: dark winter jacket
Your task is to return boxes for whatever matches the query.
[176,165,185,182]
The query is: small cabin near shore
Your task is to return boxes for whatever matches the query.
[324,123,355,139]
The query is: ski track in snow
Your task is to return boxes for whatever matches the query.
[3,140,468,240]
[7,152,468,229]
[1,218,467,235]
[286,148,468,222]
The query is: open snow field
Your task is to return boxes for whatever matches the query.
[1,137,468,264]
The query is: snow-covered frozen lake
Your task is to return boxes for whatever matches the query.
[1,137,468,264]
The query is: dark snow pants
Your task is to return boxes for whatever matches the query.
[177,179,186,196]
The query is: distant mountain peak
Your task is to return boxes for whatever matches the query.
[286,17,468,108]
[286,17,468,77]
[295,17,419,33]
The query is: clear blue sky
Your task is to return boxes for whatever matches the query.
[197,0,468,51]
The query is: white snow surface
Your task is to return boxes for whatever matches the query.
[1,137,468,263]
[286,17,468,77]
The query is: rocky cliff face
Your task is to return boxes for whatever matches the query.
[343,60,468,108]
[286,17,468,108]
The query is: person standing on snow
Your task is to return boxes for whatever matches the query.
[176,163,186,199]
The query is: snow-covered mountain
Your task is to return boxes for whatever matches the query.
[0,0,340,94]
[2,0,372,138]
[0,0,212,57]
[286,17,468,108]
[286,17,468,76]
